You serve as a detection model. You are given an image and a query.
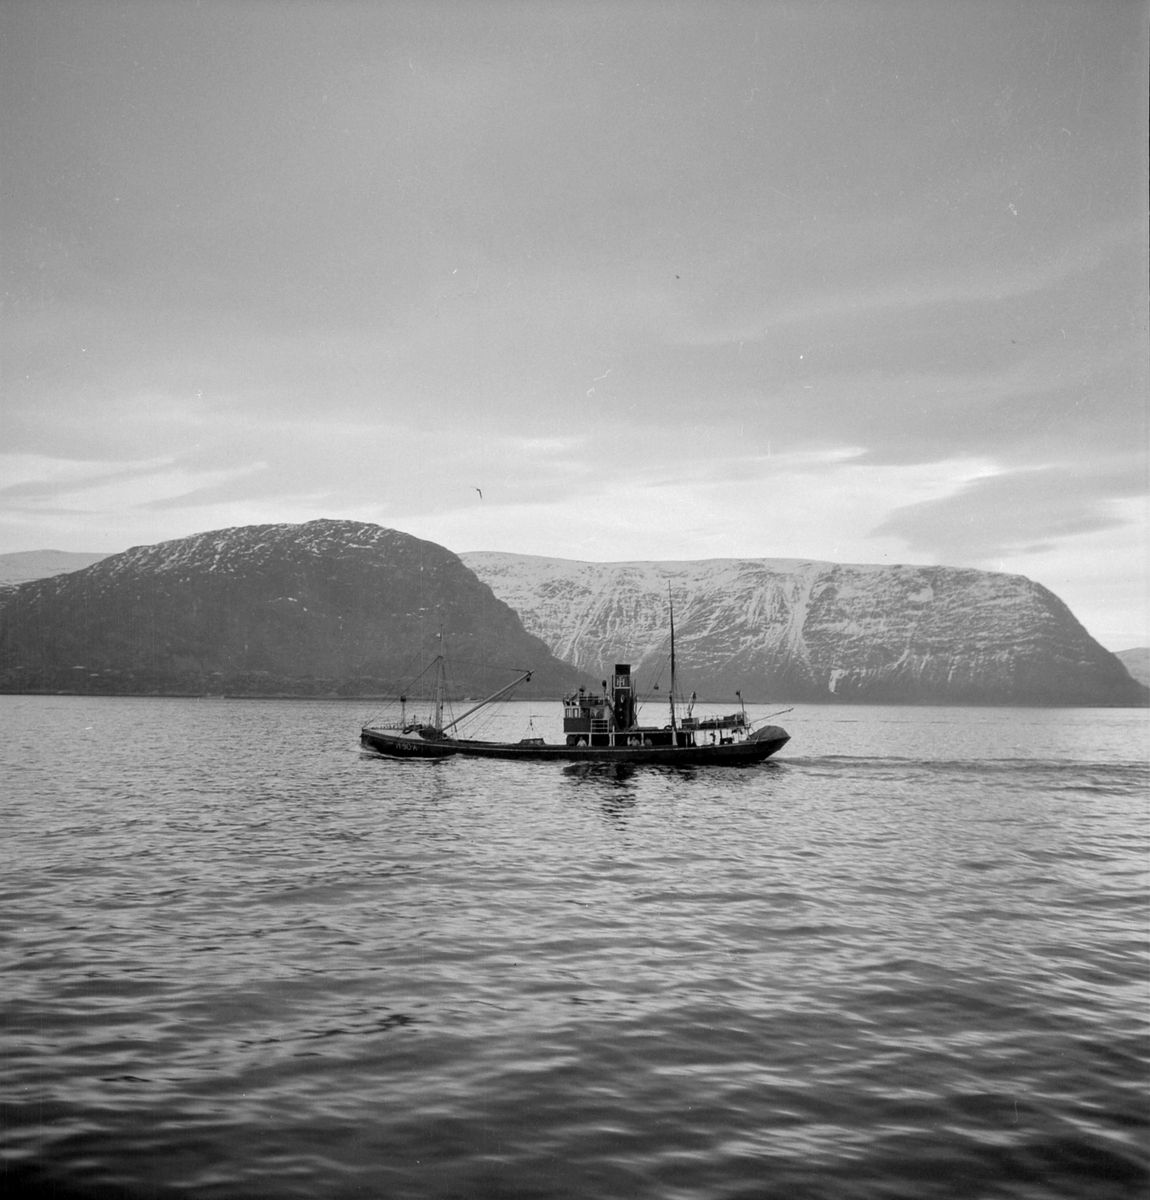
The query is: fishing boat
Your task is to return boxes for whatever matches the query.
[359,603,790,765]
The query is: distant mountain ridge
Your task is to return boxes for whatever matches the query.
[0,521,580,697]
[461,552,1147,706]
[1116,648,1150,687]
[0,549,110,586]
[1,529,1144,705]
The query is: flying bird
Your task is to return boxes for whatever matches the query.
[473,486,483,501]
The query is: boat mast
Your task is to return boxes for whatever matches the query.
[668,585,677,731]
[433,632,445,731]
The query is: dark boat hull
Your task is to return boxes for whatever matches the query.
[360,724,790,765]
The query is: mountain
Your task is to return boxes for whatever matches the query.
[0,549,110,586]
[0,522,581,697]
[460,552,1148,707]
[1116,648,1150,688]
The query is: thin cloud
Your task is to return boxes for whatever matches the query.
[872,464,1146,561]
[674,221,1139,349]
[0,455,177,497]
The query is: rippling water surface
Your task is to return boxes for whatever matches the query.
[2,696,1147,1199]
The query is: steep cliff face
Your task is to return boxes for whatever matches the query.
[0,522,580,696]
[460,552,1147,706]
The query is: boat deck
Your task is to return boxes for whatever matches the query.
[360,724,790,764]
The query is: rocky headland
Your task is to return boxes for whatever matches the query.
[0,521,580,697]
[461,552,1148,706]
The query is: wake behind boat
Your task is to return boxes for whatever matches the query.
[360,601,790,765]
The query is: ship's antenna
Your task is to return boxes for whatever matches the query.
[668,584,677,732]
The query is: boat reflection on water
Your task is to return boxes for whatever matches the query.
[561,761,638,784]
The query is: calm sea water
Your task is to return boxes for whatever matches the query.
[2,696,1147,1200]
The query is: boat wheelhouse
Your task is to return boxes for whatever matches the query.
[561,663,754,750]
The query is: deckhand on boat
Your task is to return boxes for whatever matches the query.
[359,655,790,765]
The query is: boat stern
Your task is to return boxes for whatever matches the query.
[360,724,458,758]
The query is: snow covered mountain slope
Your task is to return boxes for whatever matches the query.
[0,522,579,696]
[460,552,1147,706]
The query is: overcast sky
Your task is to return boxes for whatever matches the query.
[2,1,1147,647]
